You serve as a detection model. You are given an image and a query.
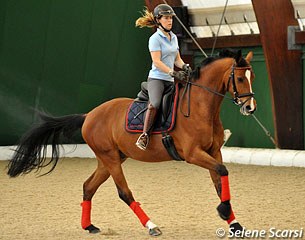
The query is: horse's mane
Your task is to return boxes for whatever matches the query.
[193,49,249,79]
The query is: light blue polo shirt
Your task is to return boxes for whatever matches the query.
[148,28,179,82]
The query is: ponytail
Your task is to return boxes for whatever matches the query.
[135,7,157,28]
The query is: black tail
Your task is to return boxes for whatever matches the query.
[7,112,86,177]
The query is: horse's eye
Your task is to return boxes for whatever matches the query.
[237,77,244,83]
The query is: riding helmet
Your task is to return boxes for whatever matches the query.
[153,4,176,19]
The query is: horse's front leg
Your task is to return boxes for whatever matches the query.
[185,148,243,233]
[209,168,243,234]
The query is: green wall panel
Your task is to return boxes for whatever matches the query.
[0,0,51,143]
[39,0,93,115]
[0,0,151,145]
[0,0,8,55]
[194,47,275,148]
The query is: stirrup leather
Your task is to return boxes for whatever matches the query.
[136,132,149,150]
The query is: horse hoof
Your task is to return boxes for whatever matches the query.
[149,227,162,236]
[85,224,101,234]
[216,201,231,220]
[230,222,243,233]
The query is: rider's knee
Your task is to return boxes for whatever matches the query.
[149,100,161,109]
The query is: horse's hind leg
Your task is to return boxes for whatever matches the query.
[100,152,162,236]
[81,161,110,233]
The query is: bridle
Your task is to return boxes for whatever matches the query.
[227,64,255,106]
[180,63,255,117]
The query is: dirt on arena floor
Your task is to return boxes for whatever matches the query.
[1,157,305,240]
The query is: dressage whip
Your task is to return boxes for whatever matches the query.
[210,0,229,56]
[162,0,208,58]
[251,114,277,146]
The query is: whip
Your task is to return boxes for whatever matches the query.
[162,0,208,58]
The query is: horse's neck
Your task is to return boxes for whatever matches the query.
[199,58,233,90]
[191,59,233,117]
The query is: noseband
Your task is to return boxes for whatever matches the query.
[227,64,255,106]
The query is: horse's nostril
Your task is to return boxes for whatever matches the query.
[244,105,256,114]
[246,105,251,110]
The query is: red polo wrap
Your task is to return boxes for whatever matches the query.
[221,175,231,202]
[130,201,150,226]
[81,200,91,229]
[227,210,236,224]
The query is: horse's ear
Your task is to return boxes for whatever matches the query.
[193,66,200,79]
[234,50,242,63]
[245,51,253,63]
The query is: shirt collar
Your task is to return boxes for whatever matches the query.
[156,28,176,40]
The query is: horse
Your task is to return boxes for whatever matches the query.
[7,49,256,237]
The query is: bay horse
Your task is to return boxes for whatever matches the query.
[7,49,256,237]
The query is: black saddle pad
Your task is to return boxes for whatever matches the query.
[125,84,179,134]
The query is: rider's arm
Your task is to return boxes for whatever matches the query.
[150,51,172,74]
[174,52,186,69]
[150,50,188,80]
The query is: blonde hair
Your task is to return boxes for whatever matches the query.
[135,7,157,28]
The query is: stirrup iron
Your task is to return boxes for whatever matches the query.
[136,132,149,150]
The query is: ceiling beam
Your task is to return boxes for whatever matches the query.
[188,34,261,49]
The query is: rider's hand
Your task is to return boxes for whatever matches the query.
[169,70,187,81]
[182,63,192,73]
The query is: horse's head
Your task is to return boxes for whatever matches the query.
[225,50,256,115]
[192,49,257,116]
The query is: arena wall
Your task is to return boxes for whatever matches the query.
[1,145,305,168]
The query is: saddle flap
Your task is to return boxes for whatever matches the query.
[135,81,175,120]
[161,84,175,120]
[136,82,149,101]
[126,83,180,134]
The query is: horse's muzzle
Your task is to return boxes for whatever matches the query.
[240,98,256,116]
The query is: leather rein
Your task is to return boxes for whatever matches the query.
[180,64,255,117]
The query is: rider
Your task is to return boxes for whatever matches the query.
[135,4,192,150]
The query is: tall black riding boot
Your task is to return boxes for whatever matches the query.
[135,103,157,150]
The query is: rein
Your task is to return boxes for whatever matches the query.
[180,64,255,117]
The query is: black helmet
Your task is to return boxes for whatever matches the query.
[153,4,176,19]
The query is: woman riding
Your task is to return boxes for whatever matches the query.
[135,4,191,150]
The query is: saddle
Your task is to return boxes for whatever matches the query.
[125,82,179,134]
[136,82,175,121]
[125,82,184,161]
